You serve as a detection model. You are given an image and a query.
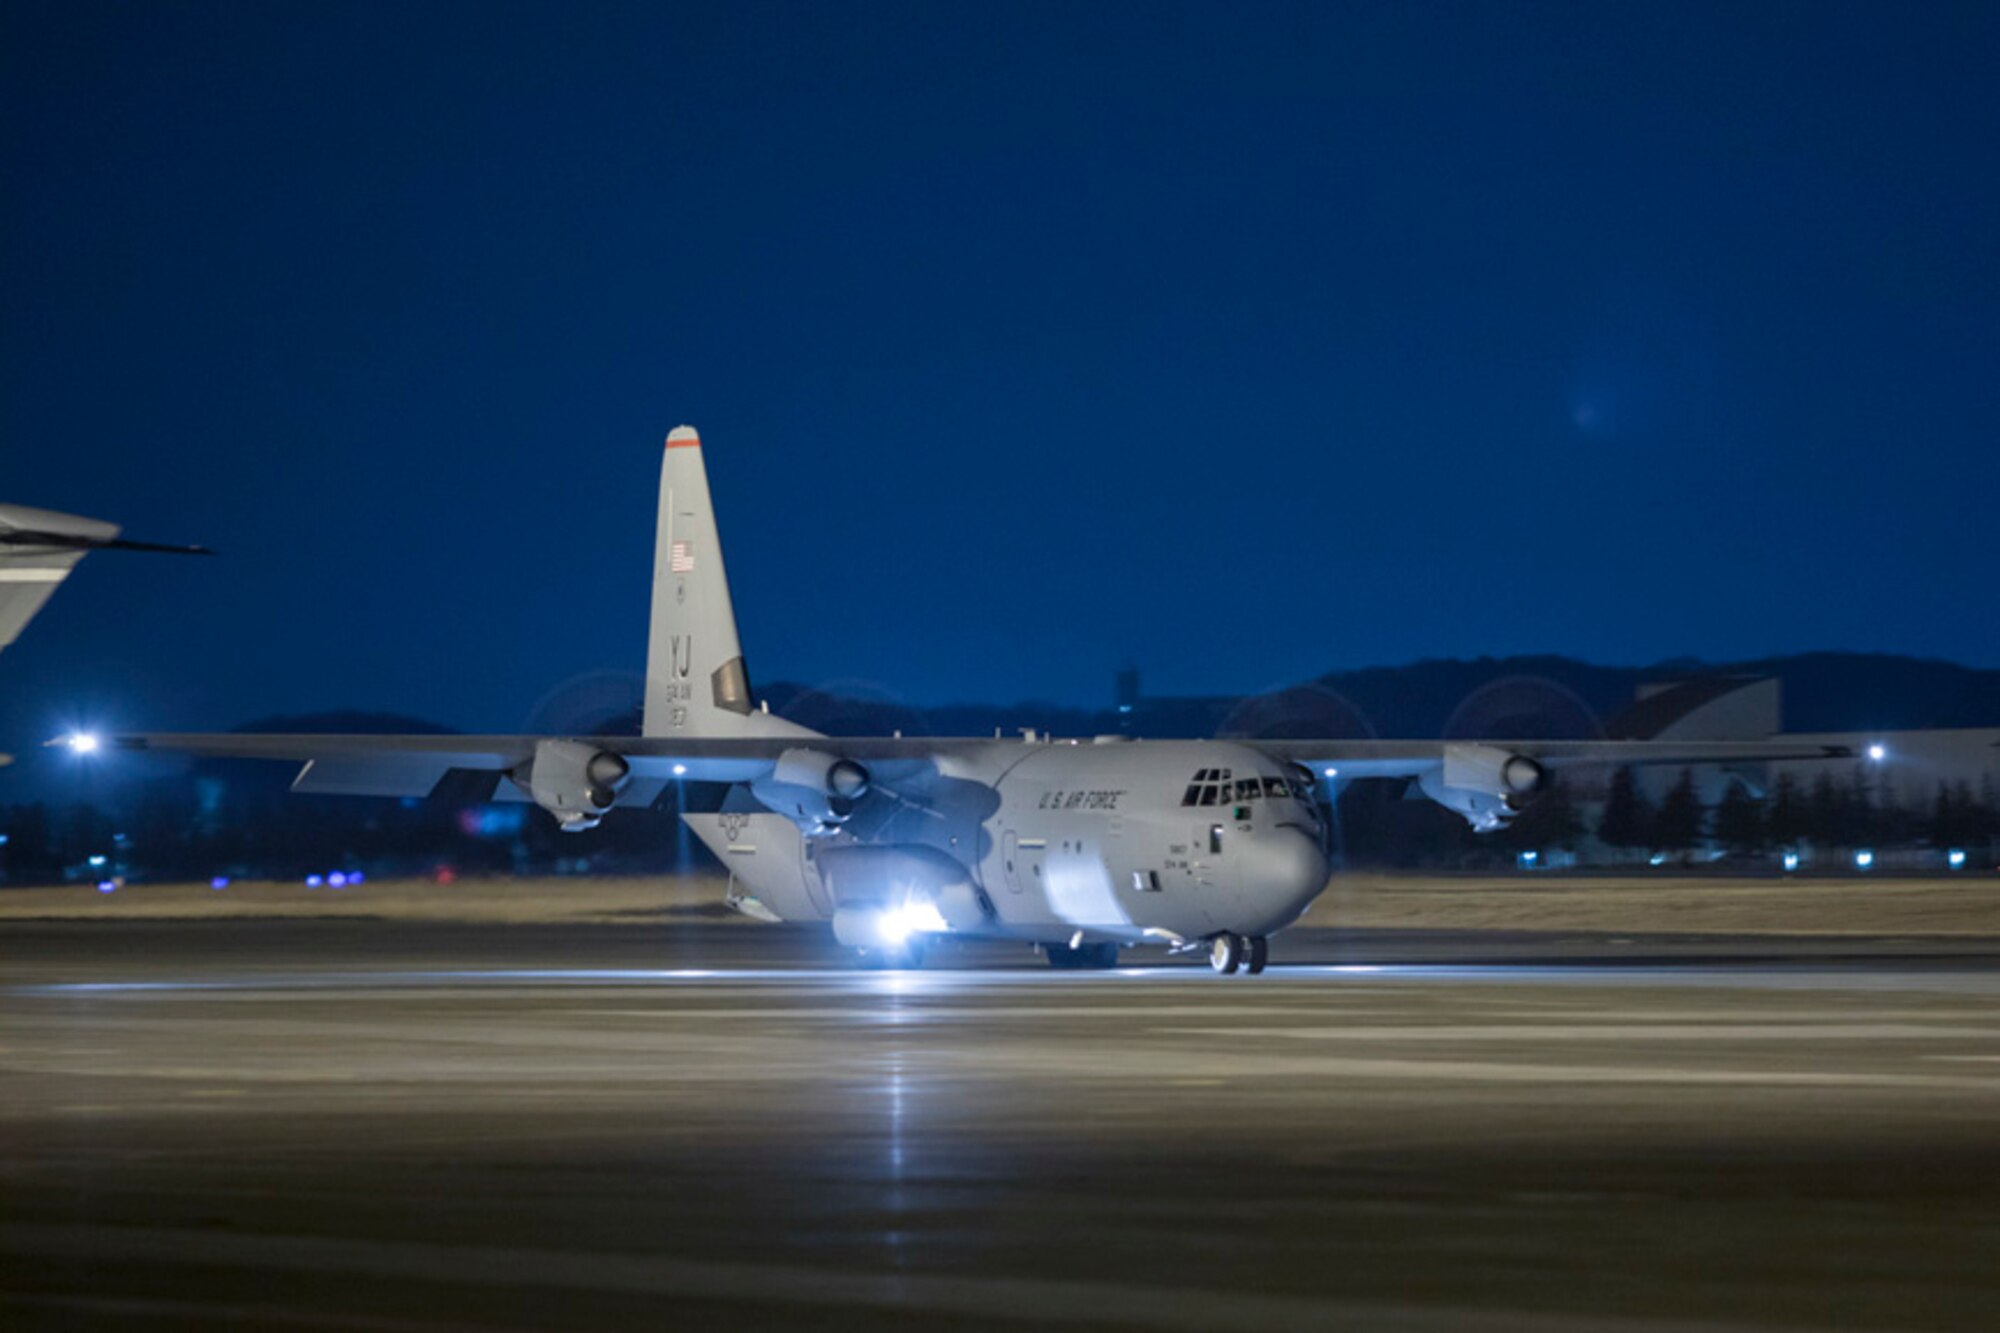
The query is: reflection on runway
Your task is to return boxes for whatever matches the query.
[5,920,2000,1331]
[19,959,2000,999]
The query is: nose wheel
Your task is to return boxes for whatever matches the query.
[1208,933,1269,975]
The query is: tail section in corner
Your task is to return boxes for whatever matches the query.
[642,425,813,741]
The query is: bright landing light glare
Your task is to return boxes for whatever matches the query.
[876,898,950,946]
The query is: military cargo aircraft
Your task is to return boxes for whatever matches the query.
[2,502,208,766]
[1,502,209,660]
[103,428,1844,972]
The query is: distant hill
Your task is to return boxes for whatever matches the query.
[196,657,1995,748]
[730,652,2000,740]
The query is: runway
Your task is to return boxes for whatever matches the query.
[5,921,2000,1331]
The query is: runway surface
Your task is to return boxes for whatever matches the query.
[5,920,2000,1331]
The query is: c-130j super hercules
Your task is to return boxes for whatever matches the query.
[106,427,1845,973]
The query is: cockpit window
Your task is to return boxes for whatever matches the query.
[1180,768,1233,806]
[1264,776,1289,799]
[1235,778,1261,802]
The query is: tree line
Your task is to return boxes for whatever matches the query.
[3,763,1996,887]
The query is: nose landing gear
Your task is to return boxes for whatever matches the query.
[1207,933,1269,975]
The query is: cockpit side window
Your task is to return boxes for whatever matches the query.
[1235,778,1261,801]
[1264,777,1289,799]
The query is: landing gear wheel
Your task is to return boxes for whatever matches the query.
[1245,936,1269,975]
[1208,932,1244,975]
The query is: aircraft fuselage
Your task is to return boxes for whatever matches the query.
[687,739,1331,952]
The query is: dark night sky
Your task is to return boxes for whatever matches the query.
[3,1,1996,750]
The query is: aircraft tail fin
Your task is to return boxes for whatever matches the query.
[642,426,808,740]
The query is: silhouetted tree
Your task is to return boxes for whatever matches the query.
[1652,769,1706,860]
[1500,777,1585,856]
[1712,781,1767,859]
[1870,772,1922,847]
[1,804,61,883]
[1808,771,1848,848]
[1596,767,1652,855]
[1844,766,1883,848]
[1766,772,1809,849]
[1926,782,1977,850]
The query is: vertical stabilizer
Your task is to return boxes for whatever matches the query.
[642,427,810,739]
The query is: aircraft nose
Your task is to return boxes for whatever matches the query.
[1243,826,1330,925]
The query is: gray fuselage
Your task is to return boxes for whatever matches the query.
[686,739,1331,948]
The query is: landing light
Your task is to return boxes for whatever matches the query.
[1322,767,1339,778]
[60,732,101,755]
[1948,849,1967,870]
[876,897,950,947]
[1867,744,1886,762]
[1854,850,1875,871]
[671,763,688,776]
[1782,851,1801,872]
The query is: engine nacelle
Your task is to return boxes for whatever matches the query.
[818,844,991,947]
[750,747,872,832]
[1417,744,1546,833]
[513,740,631,832]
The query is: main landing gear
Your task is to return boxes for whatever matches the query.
[1207,932,1269,975]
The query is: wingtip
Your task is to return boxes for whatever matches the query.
[666,425,701,450]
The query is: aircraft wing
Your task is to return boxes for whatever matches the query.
[1245,738,1854,778]
[106,731,1853,801]
[107,732,809,797]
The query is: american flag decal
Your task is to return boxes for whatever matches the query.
[670,540,695,573]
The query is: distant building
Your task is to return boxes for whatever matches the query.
[1602,675,2000,861]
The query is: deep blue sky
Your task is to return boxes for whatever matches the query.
[3,1,1995,746]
